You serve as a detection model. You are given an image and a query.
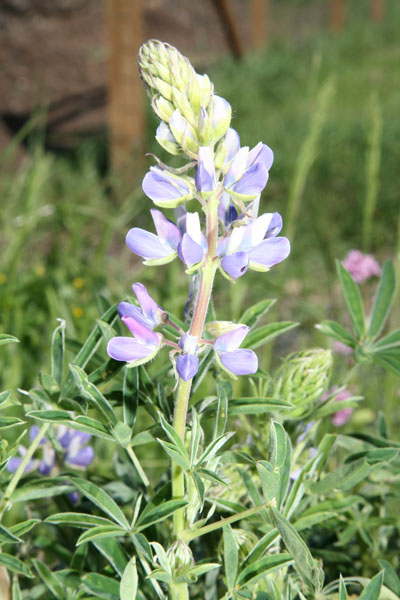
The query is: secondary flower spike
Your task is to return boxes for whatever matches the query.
[214,325,258,377]
[126,209,182,266]
[107,316,163,367]
[217,212,290,280]
[118,283,167,331]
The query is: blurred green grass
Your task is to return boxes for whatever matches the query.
[0,6,399,398]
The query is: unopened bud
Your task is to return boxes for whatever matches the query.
[152,95,175,122]
[205,321,245,338]
[155,122,181,155]
[167,541,194,571]
[274,349,332,418]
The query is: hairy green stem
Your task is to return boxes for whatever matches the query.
[170,196,219,599]
[0,422,50,521]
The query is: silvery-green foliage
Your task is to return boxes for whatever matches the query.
[0,40,399,600]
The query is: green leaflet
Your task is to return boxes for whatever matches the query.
[0,552,33,578]
[368,261,395,339]
[70,477,130,530]
[120,558,138,600]
[32,558,66,599]
[270,507,323,591]
[245,321,299,350]
[336,260,366,339]
[223,524,239,592]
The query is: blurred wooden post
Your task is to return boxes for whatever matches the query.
[250,0,269,49]
[213,0,244,60]
[107,0,144,171]
[330,0,346,31]
[371,0,384,22]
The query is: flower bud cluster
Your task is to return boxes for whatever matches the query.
[273,349,333,418]
[138,39,230,157]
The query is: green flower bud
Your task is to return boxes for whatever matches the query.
[167,541,194,571]
[274,349,333,418]
[138,40,196,105]
[155,121,181,155]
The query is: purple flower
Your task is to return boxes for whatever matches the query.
[126,209,182,266]
[333,341,353,356]
[142,166,193,209]
[214,325,258,377]
[176,334,199,381]
[107,316,163,366]
[217,212,290,280]
[118,283,167,330]
[195,147,216,193]
[57,427,94,468]
[342,250,381,283]
[6,426,94,475]
[178,212,208,272]
[224,142,274,201]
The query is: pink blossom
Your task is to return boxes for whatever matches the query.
[322,387,354,427]
[342,250,381,283]
[333,341,353,356]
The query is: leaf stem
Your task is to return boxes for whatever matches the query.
[182,504,267,542]
[126,445,150,488]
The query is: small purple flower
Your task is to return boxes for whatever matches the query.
[107,317,163,366]
[178,212,208,272]
[342,250,381,283]
[142,166,192,209]
[195,147,216,193]
[214,325,258,377]
[176,334,199,381]
[126,209,182,266]
[217,212,290,280]
[6,426,94,476]
[333,341,353,356]
[118,283,167,331]
[58,427,94,468]
[224,142,274,201]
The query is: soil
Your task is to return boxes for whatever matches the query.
[0,0,328,154]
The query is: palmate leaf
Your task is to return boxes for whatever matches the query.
[135,499,188,532]
[336,260,366,339]
[374,328,400,352]
[368,260,395,339]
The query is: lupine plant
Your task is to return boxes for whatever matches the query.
[0,41,400,600]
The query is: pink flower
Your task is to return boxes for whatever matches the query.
[322,387,354,427]
[333,341,353,356]
[342,250,381,283]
